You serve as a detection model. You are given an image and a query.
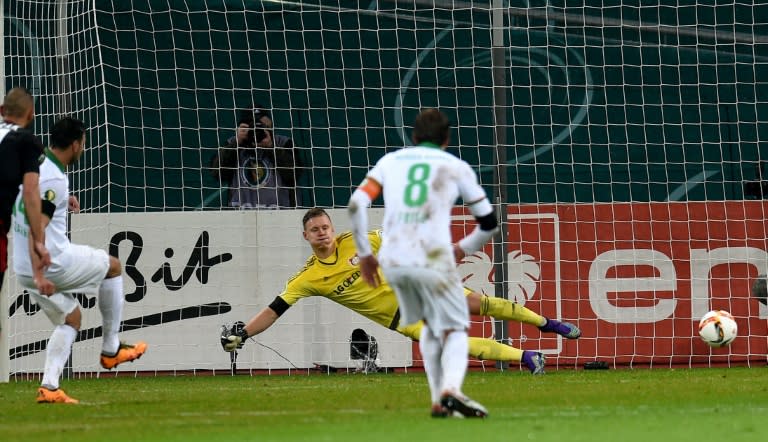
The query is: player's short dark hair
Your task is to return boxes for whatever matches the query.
[50,116,86,149]
[412,108,450,145]
[1,87,33,118]
[302,208,330,229]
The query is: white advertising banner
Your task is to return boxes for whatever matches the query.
[5,208,412,373]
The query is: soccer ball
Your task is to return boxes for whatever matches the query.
[698,310,738,348]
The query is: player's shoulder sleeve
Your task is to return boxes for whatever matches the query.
[336,230,379,254]
[335,230,364,255]
[366,152,391,186]
[278,256,318,306]
[336,231,353,244]
[39,163,68,207]
[456,159,487,204]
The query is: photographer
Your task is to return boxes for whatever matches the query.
[211,107,301,208]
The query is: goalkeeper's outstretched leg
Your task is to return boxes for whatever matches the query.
[467,290,581,339]
[399,322,547,374]
[396,289,580,374]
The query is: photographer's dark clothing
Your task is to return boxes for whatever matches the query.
[211,133,301,208]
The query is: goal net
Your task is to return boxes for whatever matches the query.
[2,0,768,380]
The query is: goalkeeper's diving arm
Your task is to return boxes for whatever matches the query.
[243,306,280,337]
[221,297,289,352]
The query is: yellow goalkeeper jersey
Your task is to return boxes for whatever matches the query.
[278,230,401,329]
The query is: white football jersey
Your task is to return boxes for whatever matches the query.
[367,145,488,271]
[12,151,71,276]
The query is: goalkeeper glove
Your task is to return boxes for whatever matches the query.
[220,321,249,352]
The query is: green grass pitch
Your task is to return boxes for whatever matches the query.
[1,367,767,442]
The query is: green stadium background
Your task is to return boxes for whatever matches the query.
[4,0,767,211]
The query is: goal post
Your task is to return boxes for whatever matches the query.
[0,275,8,383]
[0,0,6,384]
[3,1,768,379]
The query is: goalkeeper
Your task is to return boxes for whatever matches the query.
[221,208,580,373]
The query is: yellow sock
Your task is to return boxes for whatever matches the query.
[398,322,524,362]
[468,337,524,362]
[479,296,546,326]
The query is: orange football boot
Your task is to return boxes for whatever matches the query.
[100,341,148,369]
[37,387,79,404]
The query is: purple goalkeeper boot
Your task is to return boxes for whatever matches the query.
[522,350,546,375]
[538,318,581,339]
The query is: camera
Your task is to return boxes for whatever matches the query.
[253,121,268,144]
[237,109,269,145]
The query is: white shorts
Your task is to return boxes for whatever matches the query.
[382,266,468,336]
[18,244,109,325]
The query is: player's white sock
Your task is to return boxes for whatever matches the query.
[98,276,124,355]
[41,324,77,390]
[440,329,469,396]
[419,325,443,405]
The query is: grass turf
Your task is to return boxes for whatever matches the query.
[1,367,767,441]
